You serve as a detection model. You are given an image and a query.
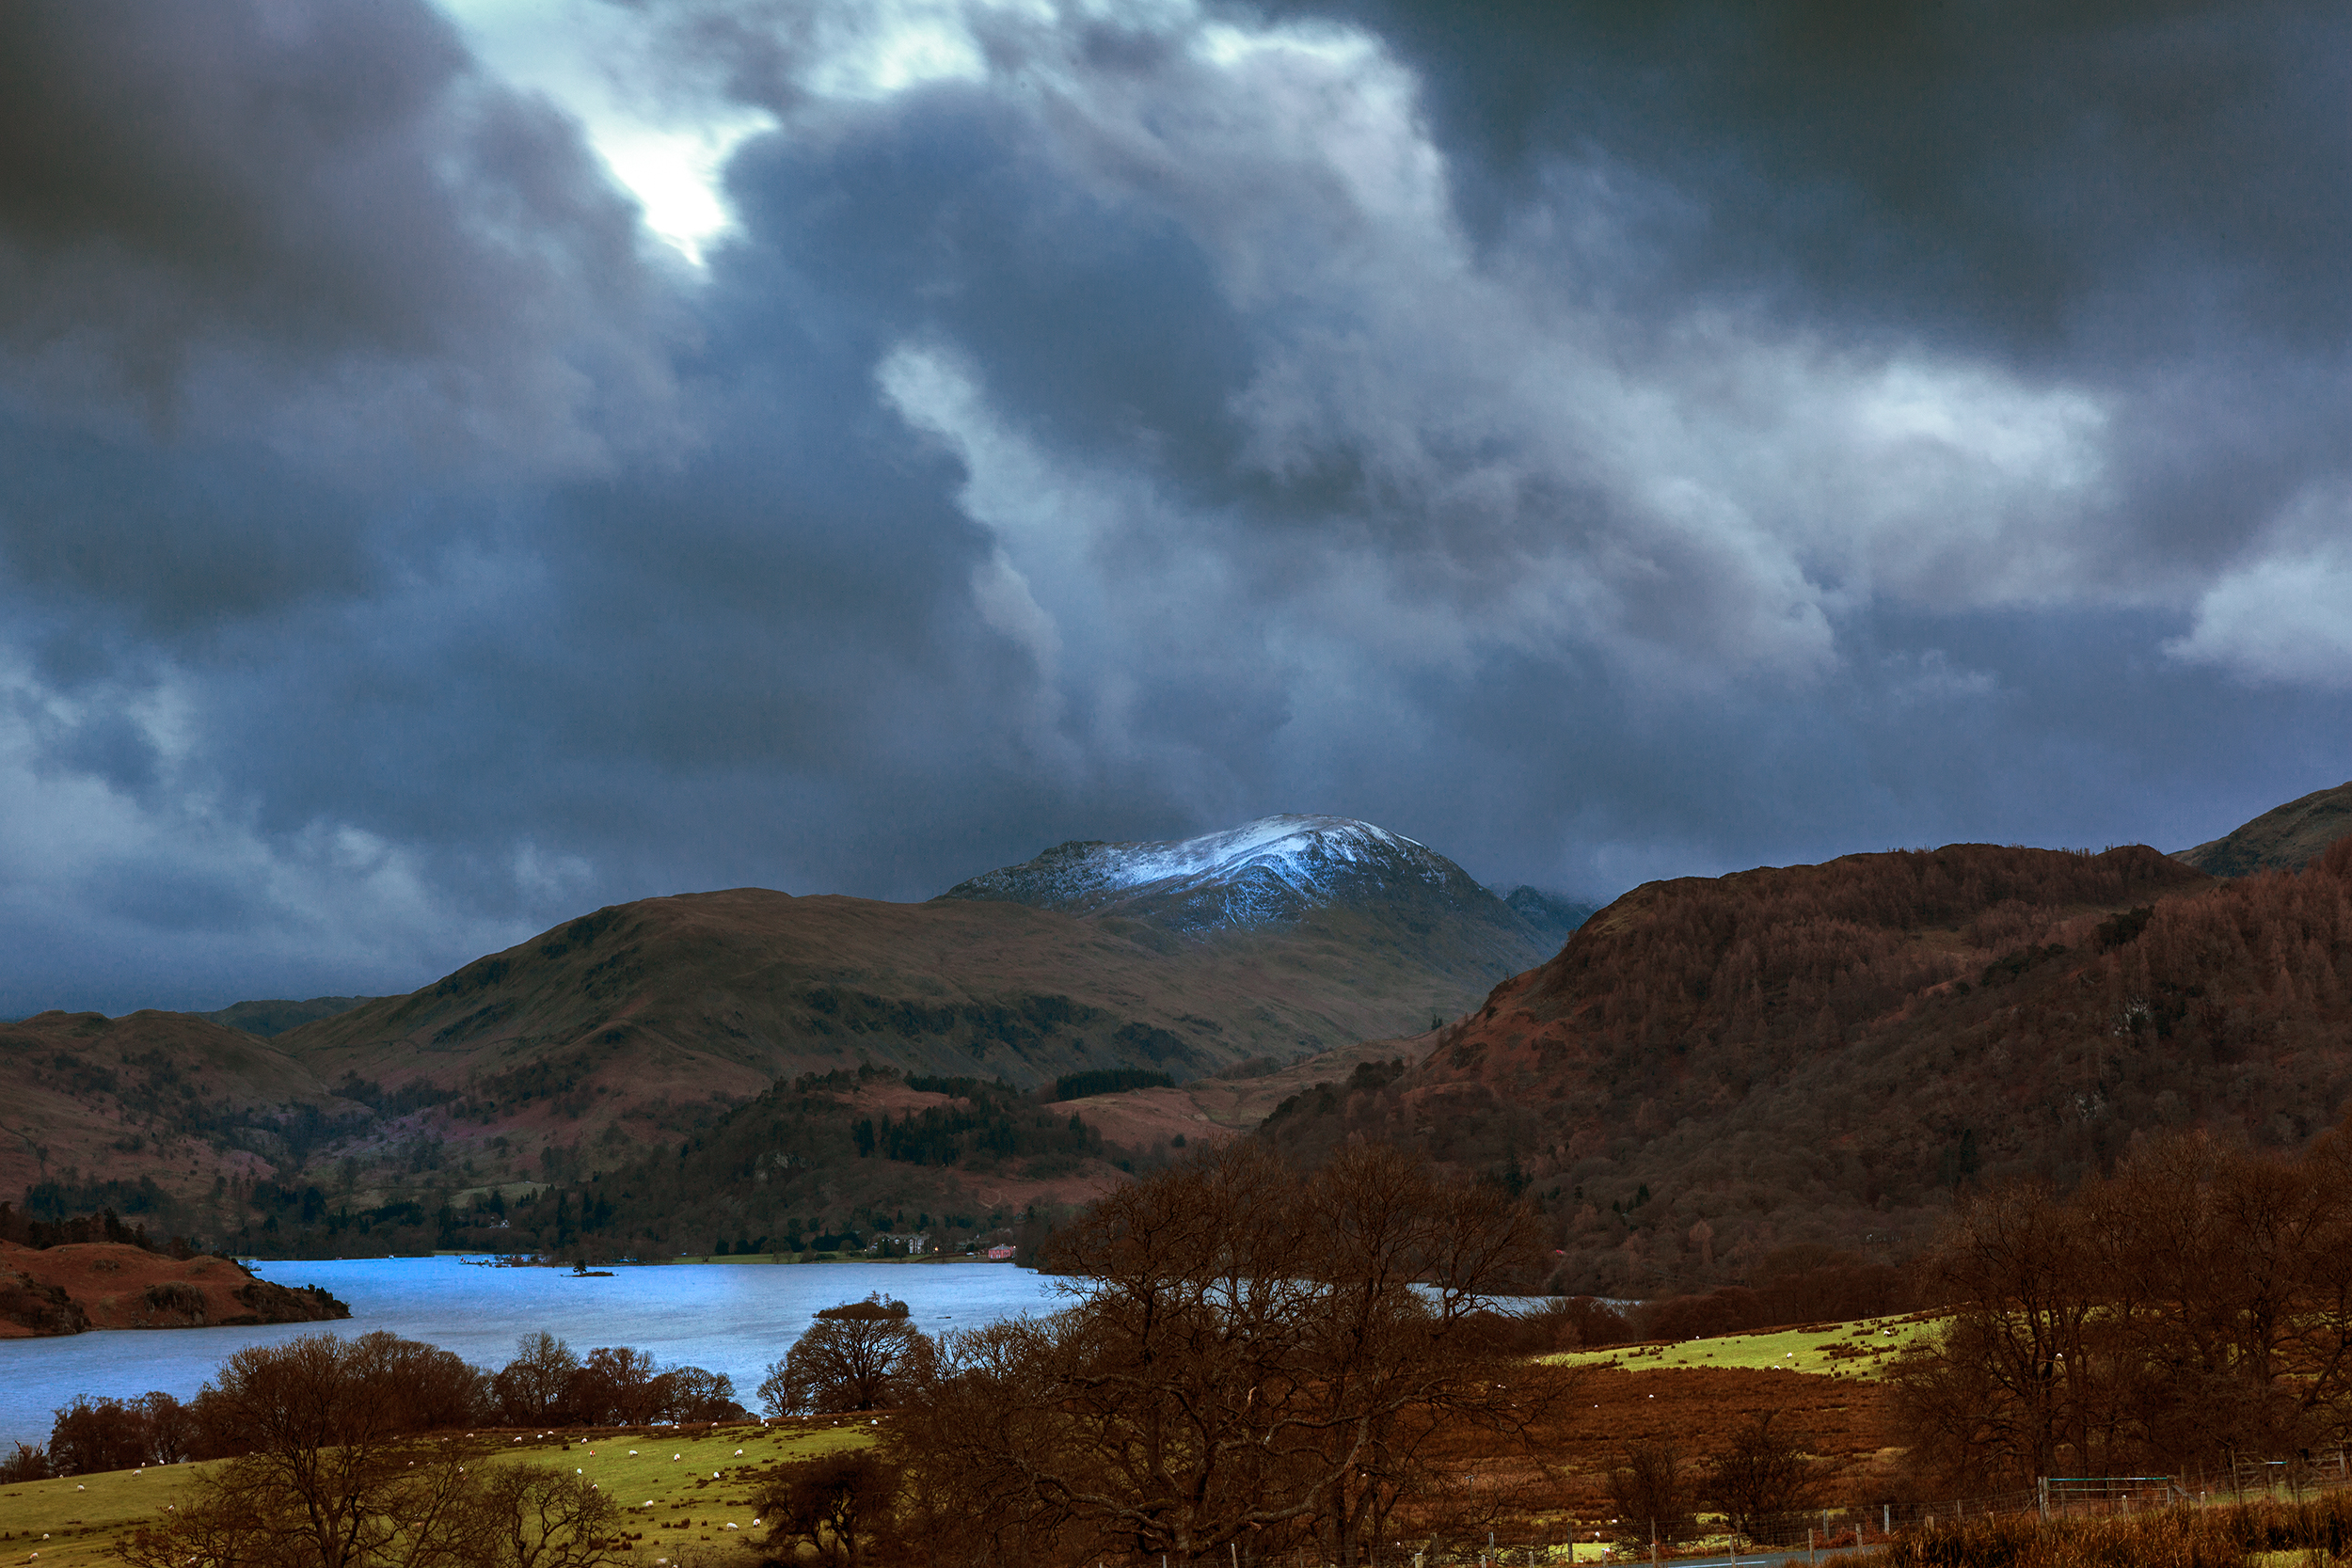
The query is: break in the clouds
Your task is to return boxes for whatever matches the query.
[3,0,2350,1014]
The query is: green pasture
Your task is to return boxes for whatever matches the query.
[0,1421,876,1568]
[1543,1310,1944,1380]
[1,1457,196,1568]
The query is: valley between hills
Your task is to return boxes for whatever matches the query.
[4,790,2351,1320]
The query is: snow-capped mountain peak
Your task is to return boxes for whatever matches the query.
[936,814,1483,932]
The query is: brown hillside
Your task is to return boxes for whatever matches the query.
[263,886,1529,1190]
[0,1010,355,1219]
[2177,781,2352,877]
[1258,839,2352,1294]
[0,1240,346,1338]
[1065,1031,1441,1152]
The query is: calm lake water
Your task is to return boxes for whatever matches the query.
[0,1257,1067,1449]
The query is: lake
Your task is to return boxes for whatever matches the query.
[0,1257,1068,1449]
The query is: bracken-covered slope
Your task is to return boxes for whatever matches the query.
[264,873,1553,1193]
[201,996,380,1037]
[0,1009,360,1225]
[1260,839,2352,1294]
[2176,782,2352,877]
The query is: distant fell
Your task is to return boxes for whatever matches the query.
[2175,781,2352,877]
[1502,886,1597,942]
[937,814,1539,938]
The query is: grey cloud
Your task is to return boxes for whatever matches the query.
[1295,2,2352,356]
[0,0,674,467]
[5,0,2352,1017]
[0,423,380,638]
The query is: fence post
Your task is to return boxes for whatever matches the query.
[2039,1478,2049,1521]
[1883,1504,1892,1538]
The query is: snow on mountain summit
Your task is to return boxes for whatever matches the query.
[936,815,1493,932]
[1070,815,1436,896]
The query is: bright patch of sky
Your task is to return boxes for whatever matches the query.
[435,0,771,263]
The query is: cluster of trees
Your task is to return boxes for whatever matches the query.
[851,1101,1104,1171]
[538,1068,1100,1259]
[484,1333,743,1427]
[4,1330,742,1481]
[1891,1126,2352,1490]
[1052,1068,1173,1101]
[882,1141,1561,1568]
[5,1391,193,1480]
[757,1449,906,1568]
[110,1334,623,1568]
[12,1177,202,1241]
[0,1201,200,1256]
[1605,1412,1836,1549]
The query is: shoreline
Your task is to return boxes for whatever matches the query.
[226,1251,1024,1269]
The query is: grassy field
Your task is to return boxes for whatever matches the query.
[1543,1310,1944,1381]
[0,1420,876,1568]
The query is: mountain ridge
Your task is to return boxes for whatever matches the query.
[2176,781,2352,878]
[2,814,1569,1251]
[935,814,1548,939]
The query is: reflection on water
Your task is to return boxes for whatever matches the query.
[0,1257,1067,1448]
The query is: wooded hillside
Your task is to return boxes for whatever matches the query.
[1267,838,2352,1294]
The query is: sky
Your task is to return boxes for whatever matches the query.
[5,0,2352,1015]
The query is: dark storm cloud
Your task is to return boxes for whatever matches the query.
[5,0,2352,1016]
[1294,1,2352,354]
[0,0,672,462]
[1266,0,2352,607]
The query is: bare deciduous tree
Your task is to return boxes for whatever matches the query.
[468,1463,624,1568]
[493,1332,582,1427]
[761,1295,932,1416]
[1604,1440,1692,1546]
[755,1449,904,1568]
[120,1331,618,1568]
[895,1141,1559,1568]
[1704,1412,1833,1540]
[1894,1127,2352,1490]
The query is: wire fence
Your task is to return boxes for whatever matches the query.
[1336,1447,2352,1565]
